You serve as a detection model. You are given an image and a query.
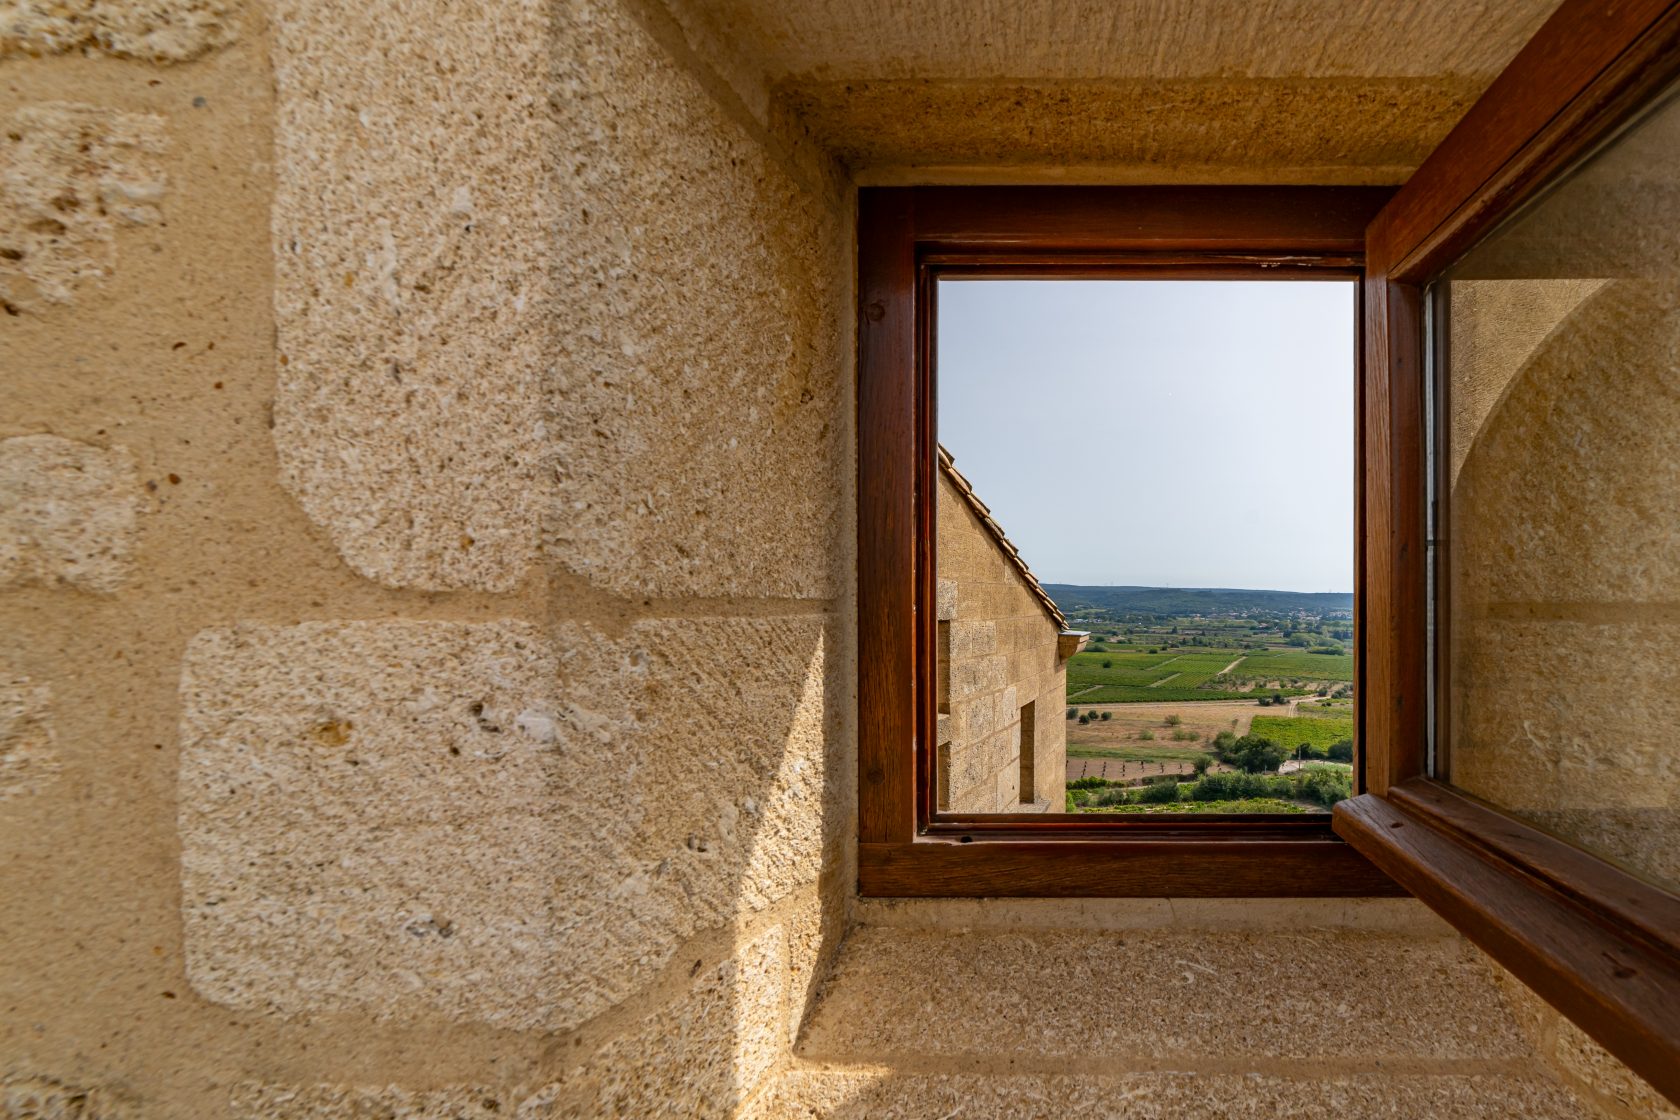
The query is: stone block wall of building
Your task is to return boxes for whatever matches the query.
[934,469,1068,813]
[0,0,852,1114]
[3,1,1676,1118]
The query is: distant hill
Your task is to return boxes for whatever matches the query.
[1044,584,1354,617]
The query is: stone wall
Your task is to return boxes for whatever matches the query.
[935,468,1068,813]
[3,1,1674,1118]
[0,0,852,1114]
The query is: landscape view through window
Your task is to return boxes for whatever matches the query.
[935,279,1355,816]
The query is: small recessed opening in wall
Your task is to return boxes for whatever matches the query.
[934,279,1356,819]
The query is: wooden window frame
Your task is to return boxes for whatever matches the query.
[1331,0,1680,1101]
[857,185,1402,899]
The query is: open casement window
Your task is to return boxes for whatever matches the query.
[859,0,1680,1097]
[1332,0,1680,1100]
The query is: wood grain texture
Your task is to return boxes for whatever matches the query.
[857,189,918,845]
[1359,272,1427,796]
[857,185,1395,895]
[860,838,1403,898]
[911,186,1391,251]
[1335,789,1680,1105]
[1372,0,1680,281]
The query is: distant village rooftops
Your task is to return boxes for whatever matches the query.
[937,444,1068,632]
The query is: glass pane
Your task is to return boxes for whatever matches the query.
[936,279,1355,815]
[1434,84,1680,892]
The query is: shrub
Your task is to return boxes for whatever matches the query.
[1257,697,1272,707]
[1164,714,1182,727]
[1170,728,1198,741]
[1295,767,1352,807]
[1102,659,1113,668]
[1327,739,1354,762]
[1137,728,1155,741]
[1090,786,1133,807]
[1192,754,1212,776]
[1137,779,1181,804]
[1069,776,1110,790]
[1212,730,1236,755]
[1100,711,1112,721]
[1066,707,1077,720]
[1078,714,1090,725]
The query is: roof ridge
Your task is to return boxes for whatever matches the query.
[937,444,1067,631]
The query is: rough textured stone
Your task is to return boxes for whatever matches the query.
[0,435,139,593]
[544,0,845,599]
[1553,1016,1678,1120]
[801,927,1529,1062]
[0,0,239,62]
[677,0,1561,83]
[0,673,56,802]
[742,1071,1594,1120]
[1454,281,1680,606]
[1,1074,133,1119]
[780,76,1483,181]
[0,103,166,310]
[230,1082,518,1119]
[270,0,553,591]
[539,925,788,1119]
[180,616,826,1031]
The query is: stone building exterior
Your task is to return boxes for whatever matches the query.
[936,448,1080,813]
[0,0,1672,1117]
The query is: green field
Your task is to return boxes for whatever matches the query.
[1231,650,1354,682]
[1248,714,1356,750]
[1065,648,1319,703]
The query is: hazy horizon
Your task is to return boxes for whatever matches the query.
[938,279,1355,594]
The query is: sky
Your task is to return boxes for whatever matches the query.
[937,279,1354,593]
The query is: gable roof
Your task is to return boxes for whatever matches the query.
[938,445,1066,630]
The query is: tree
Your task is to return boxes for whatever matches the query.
[1078,713,1090,725]
[1100,711,1112,721]
[1328,739,1354,762]
[1137,728,1155,741]
[1164,714,1182,727]
[1193,754,1212,776]
[1066,707,1077,720]
[1226,734,1286,773]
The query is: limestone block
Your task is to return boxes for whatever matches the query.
[539,925,787,1119]
[1,1074,134,1119]
[936,579,957,620]
[180,615,826,1031]
[270,0,552,591]
[1454,281,1680,604]
[0,0,238,62]
[741,1071,1593,1120]
[0,435,140,592]
[801,927,1529,1062]
[950,620,997,658]
[544,0,844,599]
[0,103,166,310]
[231,1083,516,1119]
[1553,1016,1677,1120]
[0,673,56,802]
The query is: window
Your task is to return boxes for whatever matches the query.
[936,619,951,715]
[857,185,1398,899]
[938,278,1355,820]
[1018,701,1035,806]
[858,1,1680,1093]
[1328,0,1680,1099]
